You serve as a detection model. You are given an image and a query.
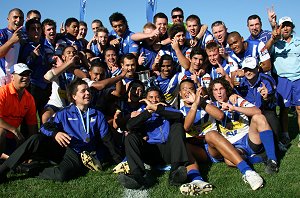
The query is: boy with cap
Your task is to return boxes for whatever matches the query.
[236,57,284,150]
[0,63,37,159]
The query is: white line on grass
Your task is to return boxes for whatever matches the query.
[123,189,149,198]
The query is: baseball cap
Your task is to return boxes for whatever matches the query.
[279,16,293,26]
[241,57,258,69]
[10,63,32,74]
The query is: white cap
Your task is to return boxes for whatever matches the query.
[10,63,32,74]
[279,16,293,26]
[241,57,258,69]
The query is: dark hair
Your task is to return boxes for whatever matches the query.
[179,79,196,91]
[120,53,136,65]
[190,47,207,60]
[227,31,242,42]
[153,12,168,24]
[79,21,87,27]
[207,77,233,101]
[158,54,173,70]
[67,78,88,103]
[205,41,219,51]
[90,61,106,71]
[127,80,145,93]
[104,46,118,56]
[247,14,262,25]
[26,9,41,20]
[144,86,165,102]
[42,18,56,30]
[168,23,186,39]
[109,12,128,27]
[62,45,76,55]
[92,19,103,27]
[171,7,184,16]
[83,48,96,57]
[186,14,201,25]
[25,18,41,32]
[65,17,79,28]
[8,8,24,17]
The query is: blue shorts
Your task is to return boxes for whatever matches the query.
[205,134,263,163]
[276,76,300,107]
[44,104,62,113]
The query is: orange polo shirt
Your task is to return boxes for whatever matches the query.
[0,83,37,138]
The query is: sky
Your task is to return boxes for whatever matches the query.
[1,0,299,40]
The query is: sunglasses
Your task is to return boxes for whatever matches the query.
[172,15,183,19]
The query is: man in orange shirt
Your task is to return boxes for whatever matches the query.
[0,63,37,160]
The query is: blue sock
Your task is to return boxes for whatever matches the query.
[259,130,277,161]
[187,169,203,182]
[237,160,251,175]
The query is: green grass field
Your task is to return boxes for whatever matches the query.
[0,116,299,198]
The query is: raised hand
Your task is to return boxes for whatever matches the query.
[60,22,65,34]
[138,52,145,66]
[216,62,226,76]
[171,38,180,51]
[267,5,277,28]
[257,82,268,100]
[33,44,41,56]
[10,26,23,44]
[220,101,235,112]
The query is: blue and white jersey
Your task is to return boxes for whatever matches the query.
[55,33,83,55]
[228,40,270,69]
[207,58,238,80]
[186,29,214,49]
[271,36,300,81]
[47,71,75,108]
[41,104,108,154]
[211,98,254,144]
[109,29,139,56]
[180,105,215,137]
[247,29,272,44]
[213,36,233,55]
[155,71,185,108]
[0,28,21,85]
[158,45,191,72]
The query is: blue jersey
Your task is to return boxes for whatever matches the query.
[180,105,214,137]
[18,41,50,89]
[137,105,182,144]
[40,104,108,154]
[186,29,214,49]
[42,37,55,64]
[158,45,191,72]
[155,71,184,108]
[139,43,158,70]
[207,58,235,80]
[229,40,270,68]
[237,73,277,110]
[55,33,83,55]
[109,29,138,56]
[247,29,272,44]
[0,28,21,85]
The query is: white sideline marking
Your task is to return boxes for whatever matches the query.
[123,189,149,198]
